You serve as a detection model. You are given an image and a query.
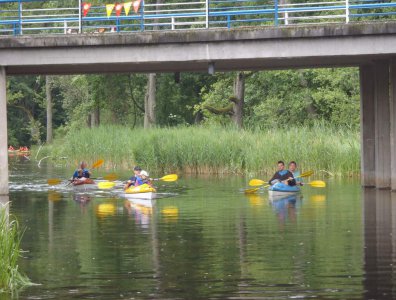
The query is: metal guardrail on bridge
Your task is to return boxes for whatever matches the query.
[0,0,396,35]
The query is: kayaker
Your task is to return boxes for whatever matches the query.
[72,161,91,182]
[268,160,294,186]
[288,161,303,186]
[124,166,143,190]
[139,170,153,186]
[8,145,14,151]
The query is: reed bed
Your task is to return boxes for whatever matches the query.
[0,206,31,293]
[43,124,360,176]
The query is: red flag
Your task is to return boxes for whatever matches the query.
[82,2,91,17]
[133,0,141,13]
[115,3,123,16]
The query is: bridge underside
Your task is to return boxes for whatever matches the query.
[1,23,396,193]
[4,54,394,75]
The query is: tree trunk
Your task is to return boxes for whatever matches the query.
[91,105,100,127]
[87,114,91,128]
[144,73,156,128]
[45,76,53,143]
[232,72,245,129]
[297,70,316,119]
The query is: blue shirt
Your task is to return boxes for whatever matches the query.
[128,176,144,186]
[73,168,90,179]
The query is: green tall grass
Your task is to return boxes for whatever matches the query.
[42,124,360,176]
[0,207,31,293]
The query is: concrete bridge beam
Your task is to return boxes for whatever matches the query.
[391,60,396,191]
[0,66,8,195]
[374,60,391,189]
[360,65,376,187]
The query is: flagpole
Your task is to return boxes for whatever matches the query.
[78,0,82,33]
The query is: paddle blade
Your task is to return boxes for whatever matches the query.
[97,181,116,189]
[47,178,62,185]
[92,159,104,169]
[160,174,178,182]
[249,179,266,186]
[244,187,259,194]
[299,170,314,178]
[103,173,118,181]
[307,180,326,188]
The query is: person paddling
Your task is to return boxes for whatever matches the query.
[268,160,294,186]
[71,161,91,184]
[139,170,153,187]
[124,166,143,190]
[288,161,303,186]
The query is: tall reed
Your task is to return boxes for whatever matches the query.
[42,124,360,176]
[0,206,31,293]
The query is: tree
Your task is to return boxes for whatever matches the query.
[199,72,248,128]
[144,73,156,128]
[46,76,53,143]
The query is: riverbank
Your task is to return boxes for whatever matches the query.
[0,207,31,293]
[38,124,360,176]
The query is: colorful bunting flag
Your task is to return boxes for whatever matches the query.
[106,3,115,17]
[133,0,141,13]
[115,3,123,17]
[82,2,91,17]
[124,1,133,16]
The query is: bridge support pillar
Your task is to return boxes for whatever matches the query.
[390,60,396,191]
[0,66,8,195]
[374,60,391,189]
[361,60,396,189]
[360,65,376,187]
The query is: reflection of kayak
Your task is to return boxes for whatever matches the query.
[269,193,299,203]
[128,198,155,208]
[123,184,157,200]
[268,182,300,197]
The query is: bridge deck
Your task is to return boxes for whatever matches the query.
[0,22,395,74]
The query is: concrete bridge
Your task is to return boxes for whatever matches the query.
[1,22,396,193]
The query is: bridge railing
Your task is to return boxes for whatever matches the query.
[0,0,396,35]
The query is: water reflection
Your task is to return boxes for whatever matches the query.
[47,191,61,202]
[363,188,396,299]
[124,199,153,229]
[269,194,300,227]
[95,201,116,218]
[161,206,179,223]
[245,193,265,207]
[10,162,396,300]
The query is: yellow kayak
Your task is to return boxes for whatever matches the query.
[124,184,157,199]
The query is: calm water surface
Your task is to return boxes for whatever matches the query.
[3,159,396,299]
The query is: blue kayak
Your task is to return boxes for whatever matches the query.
[268,182,300,197]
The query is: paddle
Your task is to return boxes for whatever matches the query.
[249,170,314,187]
[153,174,178,182]
[97,181,116,189]
[305,180,326,188]
[47,178,62,185]
[47,159,105,185]
[91,159,104,169]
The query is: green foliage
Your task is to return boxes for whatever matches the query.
[44,124,360,176]
[199,68,360,129]
[0,207,32,293]
[7,66,360,154]
[156,73,216,125]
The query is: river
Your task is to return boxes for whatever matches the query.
[2,158,396,299]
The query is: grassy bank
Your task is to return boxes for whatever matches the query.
[41,124,360,176]
[0,207,31,293]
